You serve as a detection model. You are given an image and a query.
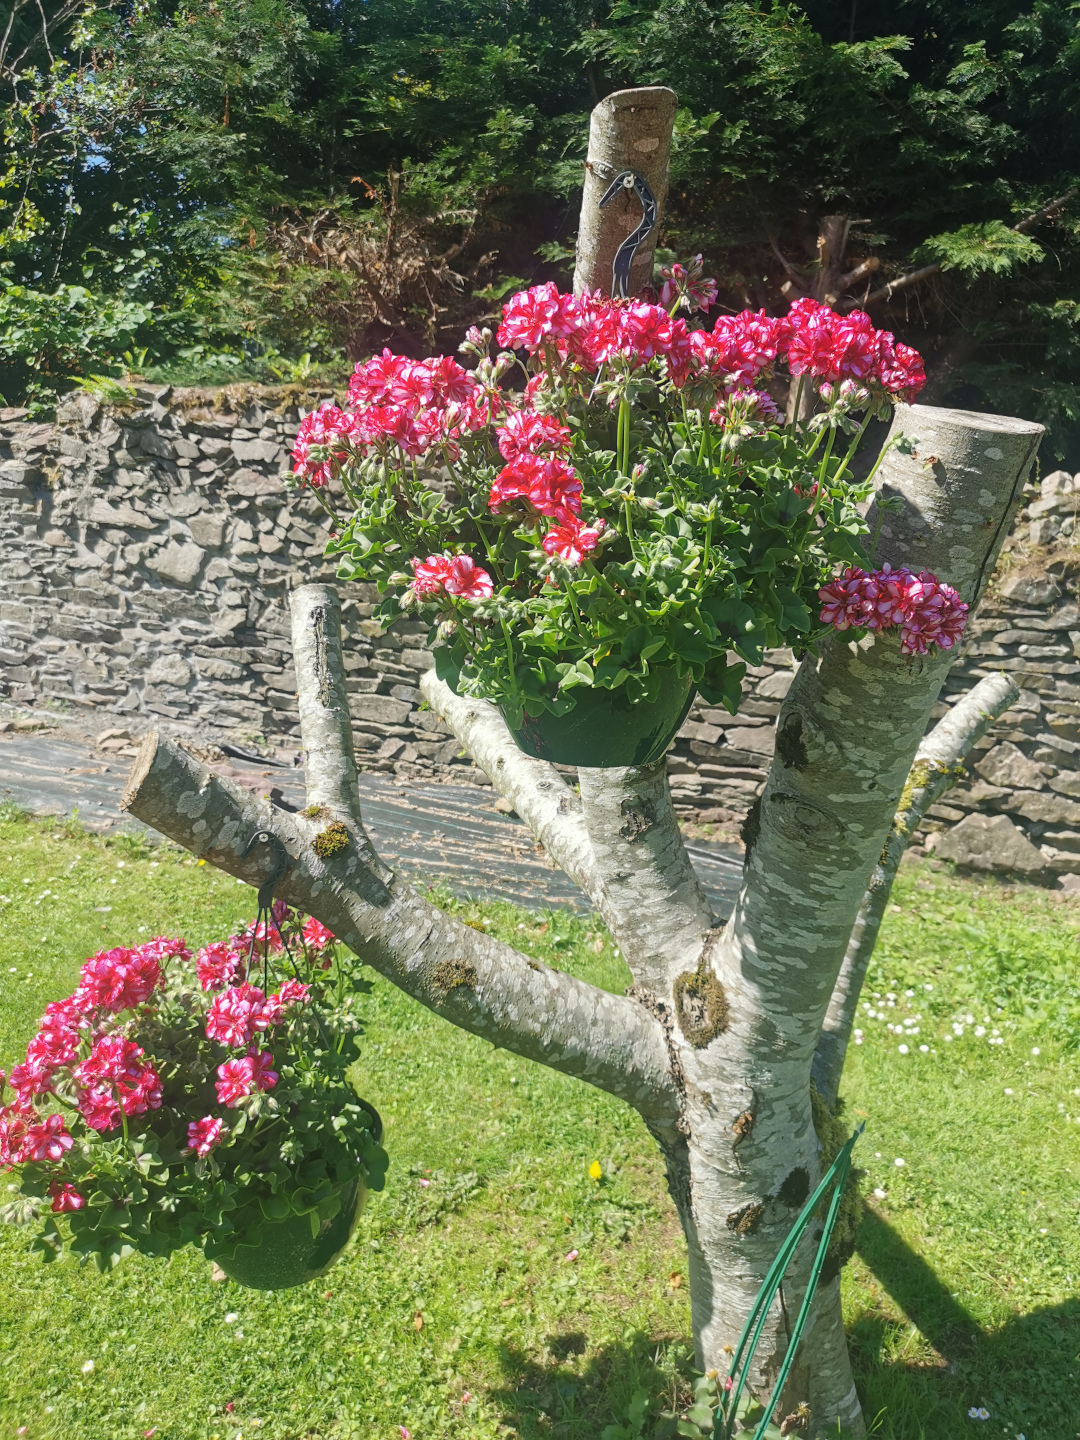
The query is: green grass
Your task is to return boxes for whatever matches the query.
[0,814,1078,1440]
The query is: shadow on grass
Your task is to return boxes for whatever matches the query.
[484,1212,1080,1440]
[851,1204,1080,1438]
[490,1328,687,1440]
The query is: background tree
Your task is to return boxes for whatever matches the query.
[2,1,1077,457]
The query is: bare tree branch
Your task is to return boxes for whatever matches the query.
[419,670,600,899]
[420,672,717,989]
[767,234,807,294]
[856,188,1079,308]
[0,0,83,92]
[812,670,1021,1105]
[837,255,880,292]
[577,764,717,995]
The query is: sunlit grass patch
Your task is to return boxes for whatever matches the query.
[1,818,1078,1438]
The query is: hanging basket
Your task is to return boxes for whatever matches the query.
[215,1176,366,1291]
[214,1105,382,1292]
[500,667,696,768]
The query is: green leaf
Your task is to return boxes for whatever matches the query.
[916,219,1044,277]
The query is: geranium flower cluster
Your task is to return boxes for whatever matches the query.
[1,912,387,1280]
[290,282,928,608]
[1,923,320,1209]
[291,348,505,487]
[817,564,969,656]
[292,274,940,734]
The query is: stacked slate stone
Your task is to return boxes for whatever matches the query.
[1,387,1078,879]
[928,469,1080,881]
[0,386,468,776]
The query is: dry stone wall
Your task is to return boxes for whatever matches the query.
[0,384,1077,880]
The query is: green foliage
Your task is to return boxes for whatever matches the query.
[2,0,1080,452]
[915,221,1044,277]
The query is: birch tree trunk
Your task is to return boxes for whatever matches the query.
[122,402,1040,1437]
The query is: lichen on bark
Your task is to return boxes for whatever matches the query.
[672,959,729,1047]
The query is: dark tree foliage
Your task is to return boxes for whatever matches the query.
[1,0,1077,456]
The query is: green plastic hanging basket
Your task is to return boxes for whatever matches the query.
[215,1176,366,1291]
[215,1104,383,1292]
[499,668,696,768]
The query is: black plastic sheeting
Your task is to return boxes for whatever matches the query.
[0,733,743,916]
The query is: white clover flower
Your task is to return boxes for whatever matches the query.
[894,1157,905,1167]
[898,1044,910,1054]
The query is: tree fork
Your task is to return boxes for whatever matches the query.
[120,590,682,1135]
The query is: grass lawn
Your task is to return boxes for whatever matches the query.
[0,808,1078,1440]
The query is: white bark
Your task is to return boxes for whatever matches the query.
[572,86,677,299]
[420,675,717,992]
[418,673,599,898]
[689,405,1040,1429]
[813,670,1020,1106]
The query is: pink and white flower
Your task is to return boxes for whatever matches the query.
[19,1113,73,1163]
[215,1051,278,1108]
[186,1116,225,1158]
[206,982,277,1049]
[542,518,605,566]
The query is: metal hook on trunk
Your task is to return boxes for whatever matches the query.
[598,169,658,299]
[239,829,294,911]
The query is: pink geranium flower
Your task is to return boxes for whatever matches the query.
[444,555,494,599]
[409,554,493,602]
[302,917,334,950]
[186,1116,225,1158]
[495,409,572,462]
[48,1181,85,1212]
[497,282,580,352]
[274,978,311,1008]
[77,1082,121,1134]
[542,518,605,566]
[216,1051,278,1108]
[18,1113,73,1163]
[195,940,244,993]
[489,454,582,526]
[76,947,161,1012]
[206,982,276,1049]
[74,1036,163,1118]
[818,564,967,655]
